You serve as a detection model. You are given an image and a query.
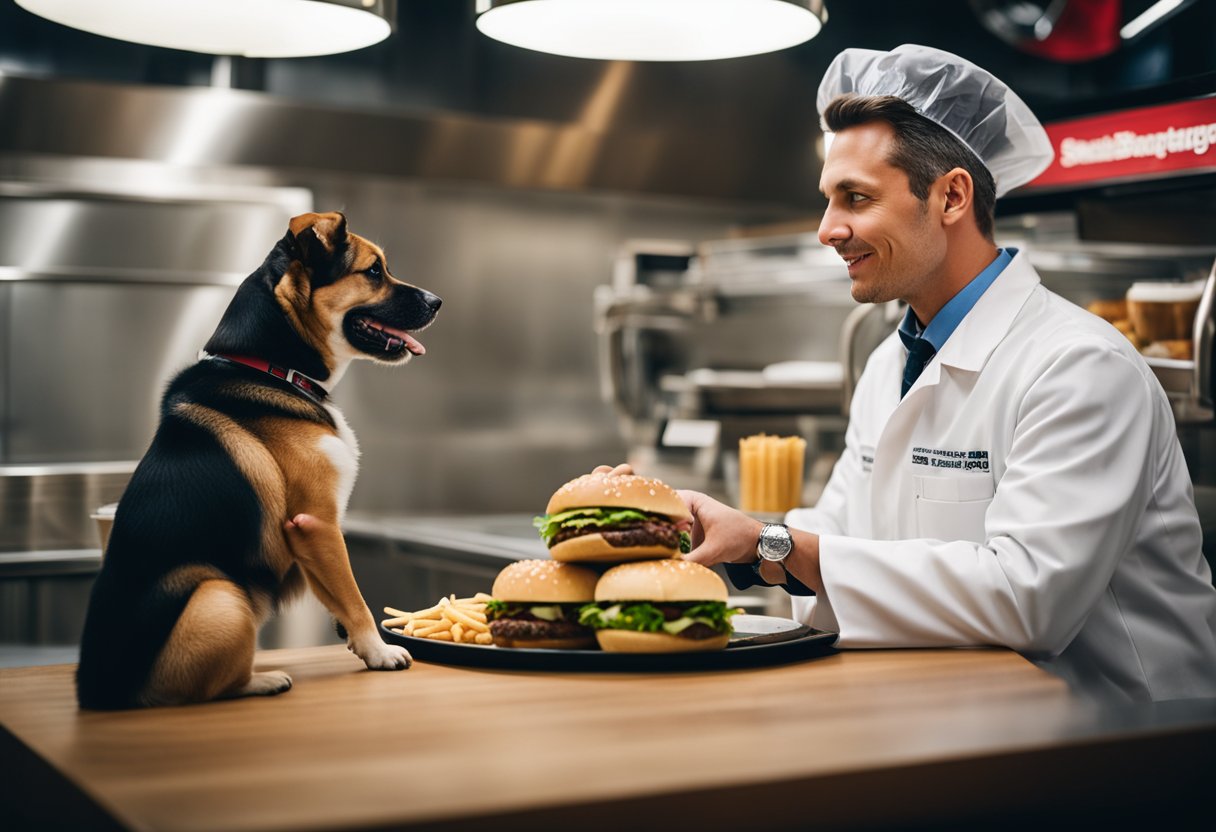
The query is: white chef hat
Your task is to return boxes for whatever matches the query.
[816,44,1053,197]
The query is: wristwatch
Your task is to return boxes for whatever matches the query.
[728,522,814,596]
[757,523,794,564]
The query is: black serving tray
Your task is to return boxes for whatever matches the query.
[379,616,838,672]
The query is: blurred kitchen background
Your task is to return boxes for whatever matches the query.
[2,0,1214,657]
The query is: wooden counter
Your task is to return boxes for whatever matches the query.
[2,645,1213,831]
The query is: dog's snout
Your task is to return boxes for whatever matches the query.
[423,291,442,312]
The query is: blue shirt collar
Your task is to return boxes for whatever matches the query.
[898,247,1015,353]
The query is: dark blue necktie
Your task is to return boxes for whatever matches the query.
[901,338,936,399]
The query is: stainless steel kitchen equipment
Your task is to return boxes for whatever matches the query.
[595,232,877,502]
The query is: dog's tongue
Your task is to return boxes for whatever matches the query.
[379,323,425,355]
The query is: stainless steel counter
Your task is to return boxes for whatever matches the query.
[342,511,548,562]
[0,513,545,580]
[0,549,101,578]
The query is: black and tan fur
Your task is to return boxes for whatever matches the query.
[76,212,440,709]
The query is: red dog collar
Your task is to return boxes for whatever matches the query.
[211,353,329,404]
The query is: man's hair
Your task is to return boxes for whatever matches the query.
[823,94,997,239]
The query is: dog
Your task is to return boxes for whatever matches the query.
[76,212,440,709]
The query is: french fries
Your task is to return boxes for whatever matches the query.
[739,433,806,513]
[381,593,495,646]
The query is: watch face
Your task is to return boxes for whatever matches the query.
[760,525,793,561]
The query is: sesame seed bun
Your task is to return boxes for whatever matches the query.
[490,559,598,603]
[594,559,727,604]
[546,473,691,522]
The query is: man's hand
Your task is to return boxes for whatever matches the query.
[678,490,823,591]
[677,489,764,566]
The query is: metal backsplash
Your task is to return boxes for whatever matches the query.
[0,183,313,464]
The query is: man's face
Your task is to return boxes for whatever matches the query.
[818,121,946,308]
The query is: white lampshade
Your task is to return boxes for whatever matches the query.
[475,0,828,62]
[14,0,394,58]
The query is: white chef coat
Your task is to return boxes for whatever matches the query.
[787,249,1216,702]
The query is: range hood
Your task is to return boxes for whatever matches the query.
[0,73,822,208]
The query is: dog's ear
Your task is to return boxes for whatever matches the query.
[287,212,349,273]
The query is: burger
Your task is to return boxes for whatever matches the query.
[534,473,693,562]
[485,559,599,649]
[578,559,740,653]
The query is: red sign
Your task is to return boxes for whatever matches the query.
[1023,96,1216,191]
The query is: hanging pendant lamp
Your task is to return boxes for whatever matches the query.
[475,0,828,62]
[14,0,395,58]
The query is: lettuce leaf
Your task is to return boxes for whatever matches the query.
[577,601,740,634]
[578,603,621,628]
[487,601,575,621]
[485,599,515,620]
[532,507,658,544]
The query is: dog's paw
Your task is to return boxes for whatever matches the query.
[239,670,294,697]
[354,640,412,671]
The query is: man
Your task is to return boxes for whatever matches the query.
[608,45,1216,701]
